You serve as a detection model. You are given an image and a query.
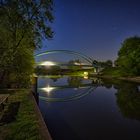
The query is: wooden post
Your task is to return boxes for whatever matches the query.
[31,74,39,104]
[32,74,38,94]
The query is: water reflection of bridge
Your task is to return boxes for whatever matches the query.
[38,77,101,102]
[39,86,97,102]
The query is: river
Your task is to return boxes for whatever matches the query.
[37,76,140,140]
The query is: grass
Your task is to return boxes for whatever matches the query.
[0,89,42,140]
[37,69,93,78]
[100,67,123,78]
[98,67,140,83]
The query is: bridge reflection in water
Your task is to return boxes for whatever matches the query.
[37,76,101,102]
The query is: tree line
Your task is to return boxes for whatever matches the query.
[115,36,140,76]
[0,0,53,88]
[100,36,140,77]
[0,0,139,88]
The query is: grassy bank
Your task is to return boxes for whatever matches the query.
[99,67,140,83]
[36,68,94,77]
[0,90,42,140]
[99,67,122,78]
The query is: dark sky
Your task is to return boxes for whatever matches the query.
[39,0,140,61]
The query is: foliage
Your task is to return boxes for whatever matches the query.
[97,60,113,69]
[101,79,140,120]
[116,36,140,76]
[115,82,140,120]
[35,65,61,75]
[0,90,42,140]
[0,0,53,48]
[100,67,123,78]
[0,0,53,87]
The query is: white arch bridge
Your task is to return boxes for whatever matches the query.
[35,50,99,72]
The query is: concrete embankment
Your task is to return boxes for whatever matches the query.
[31,75,52,139]
[31,92,52,140]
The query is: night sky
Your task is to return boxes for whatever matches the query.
[38,0,140,61]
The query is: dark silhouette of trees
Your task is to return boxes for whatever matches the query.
[98,60,113,68]
[116,36,140,76]
[116,82,140,120]
[67,76,82,87]
[0,0,53,87]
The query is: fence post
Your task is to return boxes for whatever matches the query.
[31,74,39,104]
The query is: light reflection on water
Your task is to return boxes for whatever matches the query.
[38,76,140,140]
[38,76,98,102]
[40,85,56,93]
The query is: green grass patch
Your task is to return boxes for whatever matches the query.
[100,67,123,78]
[37,70,93,77]
[0,90,42,140]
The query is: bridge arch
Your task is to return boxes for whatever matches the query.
[35,50,96,66]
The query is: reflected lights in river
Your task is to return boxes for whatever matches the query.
[41,85,55,95]
[84,76,88,79]
[83,72,88,79]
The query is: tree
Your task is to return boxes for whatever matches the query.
[116,36,140,76]
[0,0,53,87]
[96,60,113,69]
[105,60,113,68]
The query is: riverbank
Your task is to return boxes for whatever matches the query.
[118,76,140,83]
[97,67,140,83]
[0,89,51,140]
[96,75,140,83]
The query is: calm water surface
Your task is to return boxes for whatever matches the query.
[37,76,140,140]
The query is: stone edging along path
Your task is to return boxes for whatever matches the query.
[30,91,52,140]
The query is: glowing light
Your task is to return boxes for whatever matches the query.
[94,69,97,73]
[41,85,55,93]
[83,72,88,79]
[84,76,88,79]
[39,61,56,66]
[84,71,88,76]
[74,62,81,65]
